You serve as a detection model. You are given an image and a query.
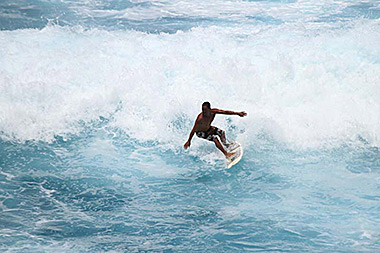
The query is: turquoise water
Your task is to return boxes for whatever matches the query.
[1,0,380,251]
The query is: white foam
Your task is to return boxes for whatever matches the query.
[1,20,380,148]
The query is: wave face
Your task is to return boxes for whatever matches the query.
[1,0,380,251]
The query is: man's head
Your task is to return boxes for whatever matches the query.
[202,101,211,115]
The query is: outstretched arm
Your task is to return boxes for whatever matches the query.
[212,108,247,117]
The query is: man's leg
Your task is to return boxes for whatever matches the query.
[215,128,229,147]
[220,131,229,147]
[214,137,234,158]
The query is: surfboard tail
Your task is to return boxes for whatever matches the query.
[226,142,243,169]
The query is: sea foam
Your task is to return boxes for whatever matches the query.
[1,21,380,148]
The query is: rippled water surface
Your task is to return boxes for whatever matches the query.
[1,0,380,251]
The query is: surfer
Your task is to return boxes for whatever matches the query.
[184,102,247,158]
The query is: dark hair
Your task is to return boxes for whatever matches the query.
[202,101,211,108]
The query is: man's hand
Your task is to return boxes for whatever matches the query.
[237,111,247,117]
[184,141,191,149]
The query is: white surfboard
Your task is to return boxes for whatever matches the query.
[226,142,243,169]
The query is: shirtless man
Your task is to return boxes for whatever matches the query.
[184,101,247,158]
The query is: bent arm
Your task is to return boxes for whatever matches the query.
[186,126,196,143]
[184,116,199,149]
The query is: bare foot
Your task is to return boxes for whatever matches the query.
[225,152,235,159]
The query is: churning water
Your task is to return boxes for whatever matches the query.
[1,0,380,251]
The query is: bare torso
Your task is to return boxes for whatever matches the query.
[184,106,247,156]
[194,112,216,132]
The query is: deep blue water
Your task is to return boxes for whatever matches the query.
[1,0,380,251]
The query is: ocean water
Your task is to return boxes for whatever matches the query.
[1,0,380,251]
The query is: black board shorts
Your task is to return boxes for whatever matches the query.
[196,126,224,142]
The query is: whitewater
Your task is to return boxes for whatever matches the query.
[1,0,380,251]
